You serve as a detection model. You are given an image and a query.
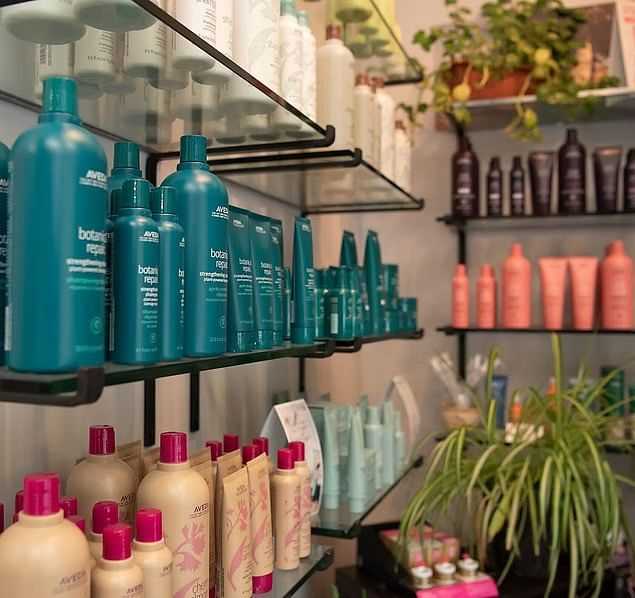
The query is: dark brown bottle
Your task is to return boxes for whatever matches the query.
[558,128,587,214]
[509,156,525,216]
[624,149,635,213]
[486,157,503,216]
[451,137,480,218]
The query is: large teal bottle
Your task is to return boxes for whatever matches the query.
[250,213,274,349]
[9,77,107,373]
[112,179,160,365]
[0,142,8,365]
[151,186,185,362]
[364,231,384,336]
[162,135,229,357]
[270,218,284,347]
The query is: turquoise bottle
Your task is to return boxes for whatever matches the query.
[270,218,284,346]
[9,77,107,372]
[364,231,384,336]
[151,186,185,362]
[162,135,228,356]
[283,267,292,341]
[0,141,7,365]
[314,269,327,339]
[250,213,274,349]
[112,179,160,365]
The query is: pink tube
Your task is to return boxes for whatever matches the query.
[539,258,567,330]
[568,257,598,330]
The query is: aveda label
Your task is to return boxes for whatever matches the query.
[57,569,89,594]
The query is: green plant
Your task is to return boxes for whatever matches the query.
[404,0,619,140]
[400,336,634,597]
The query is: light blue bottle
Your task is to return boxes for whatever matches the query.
[270,218,284,346]
[112,179,160,365]
[348,407,367,513]
[151,186,184,362]
[162,135,229,357]
[9,77,107,372]
[364,406,384,490]
[0,142,8,365]
[250,213,274,349]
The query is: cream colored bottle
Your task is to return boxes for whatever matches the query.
[66,425,137,528]
[92,523,144,598]
[0,472,91,597]
[133,509,173,598]
[271,448,301,570]
[136,432,210,598]
[288,441,311,559]
[88,500,119,564]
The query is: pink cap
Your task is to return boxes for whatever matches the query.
[23,473,60,516]
[288,441,306,462]
[136,508,163,543]
[223,434,239,453]
[510,243,524,257]
[89,425,115,455]
[69,515,86,533]
[92,500,119,534]
[242,444,258,464]
[277,448,295,470]
[0,502,4,534]
[14,489,24,515]
[252,572,273,593]
[61,496,78,518]
[253,437,269,456]
[160,432,188,464]
[103,523,132,561]
[455,264,466,276]
[206,440,223,462]
[480,264,494,278]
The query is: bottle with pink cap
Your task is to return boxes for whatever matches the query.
[133,509,173,598]
[88,500,119,563]
[601,240,634,330]
[502,243,532,329]
[0,472,91,596]
[271,448,301,570]
[452,265,469,328]
[288,441,312,559]
[61,495,78,518]
[92,523,144,598]
[253,436,274,475]
[66,425,137,527]
[477,265,497,329]
[137,431,210,598]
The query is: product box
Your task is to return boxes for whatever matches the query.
[415,578,498,597]
[380,527,460,568]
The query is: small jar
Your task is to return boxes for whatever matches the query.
[435,561,457,584]
[411,565,433,589]
[458,556,479,579]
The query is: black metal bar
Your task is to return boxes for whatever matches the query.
[438,326,635,335]
[458,226,467,264]
[458,333,467,380]
[299,358,306,395]
[190,371,200,434]
[144,379,156,447]
[304,200,425,215]
[439,211,635,228]
[145,153,160,186]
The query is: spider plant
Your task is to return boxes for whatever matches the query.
[400,335,635,598]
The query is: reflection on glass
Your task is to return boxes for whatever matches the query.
[3,0,85,44]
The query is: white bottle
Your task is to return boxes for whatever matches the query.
[394,407,406,473]
[133,509,173,598]
[151,30,190,91]
[271,448,301,571]
[223,0,280,115]
[394,120,412,192]
[34,44,74,100]
[124,0,167,80]
[73,0,156,33]
[317,24,355,149]
[192,0,234,85]
[298,10,316,121]
[3,0,85,44]
[74,26,116,87]
[353,73,375,161]
[103,34,137,95]
[364,405,384,490]
[273,0,303,131]
[373,76,396,179]
[382,400,396,485]
[172,0,215,72]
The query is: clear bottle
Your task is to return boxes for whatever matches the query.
[66,425,137,528]
[272,448,301,570]
[92,523,143,598]
[3,0,85,44]
[0,473,91,596]
[288,441,311,559]
[133,509,173,598]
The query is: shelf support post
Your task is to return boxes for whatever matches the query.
[143,379,156,447]
[190,370,200,434]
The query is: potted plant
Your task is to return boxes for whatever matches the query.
[401,336,634,597]
[404,0,619,140]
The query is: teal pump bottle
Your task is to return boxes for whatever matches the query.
[9,77,107,372]
[112,179,160,365]
[364,231,384,336]
[0,142,8,365]
[250,213,274,349]
[283,267,292,341]
[162,135,229,356]
[270,218,284,347]
[151,186,185,361]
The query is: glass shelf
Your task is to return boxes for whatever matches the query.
[209,149,424,213]
[311,456,424,539]
[264,544,334,598]
[0,0,328,153]
[334,329,425,353]
[440,87,635,132]
[298,0,422,86]
[438,326,635,335]
[438,212,635,229]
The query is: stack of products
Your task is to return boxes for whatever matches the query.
[452,128,635,217]
[0,426,313,597]
[452,241,634,331]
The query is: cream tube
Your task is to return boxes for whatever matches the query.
[569,257,599,330]
[539,258,568,330]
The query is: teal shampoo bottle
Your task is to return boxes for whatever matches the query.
[270,218,284,346]
[151,186,185,361]
[340,230,358,266]
[112,179,160,365]
[162,135,229,356]
[250,213,274,349]
[364,231,384,336]
[314,269,327,339]
[283,267,292,341]
[9,77,107,372]
[328,267,353,339]
[0,142,8,365]
[291,217,316,344]
[228,206,256,353]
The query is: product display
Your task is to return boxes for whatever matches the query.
[124,8,168,80]
[374,76,396,179]
[353,73,376,162]
[476,265,496,329]
[348,407,368,513]
[539,258,567,330]
[74,26,116,87]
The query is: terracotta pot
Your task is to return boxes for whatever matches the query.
[449,62,532,100]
